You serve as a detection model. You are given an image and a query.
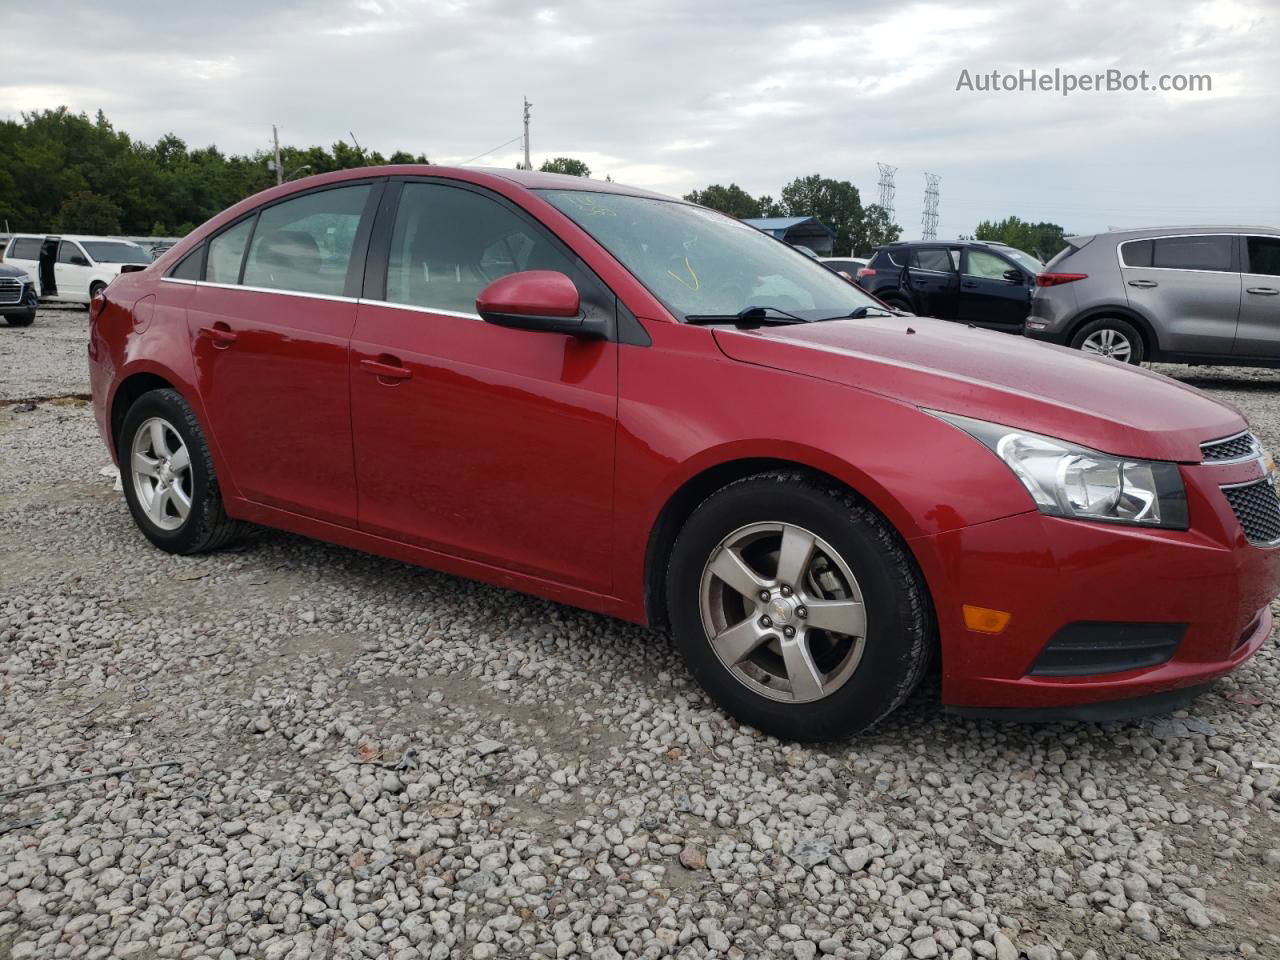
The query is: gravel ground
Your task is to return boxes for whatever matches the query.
[2,306,1279,960]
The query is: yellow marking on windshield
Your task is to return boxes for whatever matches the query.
[668,256,699,290]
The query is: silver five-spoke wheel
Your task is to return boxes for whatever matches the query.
[131,416,193,531]
[1079,327,1133,362]
[699,521,867,704]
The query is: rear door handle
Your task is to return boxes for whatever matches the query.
[200,323,238,347]
[962,281,978,289]
[360,357,412,381]
[1247,287,1279,296]
[1128,280,1158,288]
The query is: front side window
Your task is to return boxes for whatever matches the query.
[1152,235,1233,272]
[206,218,254,284]
[57,241,87,265]
[81,241,150,264]
[385,182,578,314]
[241,184,371,296]
[1246,237,1280,277]
[539,190,882,321]
[964,249,1014,279]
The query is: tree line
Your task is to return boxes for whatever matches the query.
[0,108,1067,260]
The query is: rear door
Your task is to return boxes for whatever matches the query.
[1233,235,1280,357]
[186,181,379,525]
[55,240,93,302]
[348,178,619,592]
[958,247,1032,329]
[1120,234,1240,355]
[906,246,960,318]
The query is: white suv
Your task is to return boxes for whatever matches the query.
[3,234,152,305]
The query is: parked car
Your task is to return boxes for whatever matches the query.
[2,234,151,305]
[89,167,1280,739]
[857,240,1043,331]
[0,261,39,326]
[1024,226,1280,366]
[821,257,868,282]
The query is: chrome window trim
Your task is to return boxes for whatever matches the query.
[160,277,198,286]
[357,298,482,321]
[1116,233,1242,274]
[157,277,482,318]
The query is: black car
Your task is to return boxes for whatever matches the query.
[0,261,38,327]
[856,240,1043,331]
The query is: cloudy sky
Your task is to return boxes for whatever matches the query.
[3,0,1275,244]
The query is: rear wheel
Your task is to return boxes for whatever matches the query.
[881,295,912,313]
[666,472,932,741]
[89,281,107,306]
[118,388,247,554]
[3,310,35,327]
[1071,317,1144,364]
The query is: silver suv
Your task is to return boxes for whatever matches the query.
[1023,226,1280,366]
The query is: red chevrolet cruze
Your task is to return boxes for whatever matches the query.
[88,166,1280,739]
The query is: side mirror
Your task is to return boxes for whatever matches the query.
[476,270,605,338]
[1003,268,1024,284]
[72,255,90,267]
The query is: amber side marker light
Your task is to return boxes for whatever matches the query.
[962,605,1012,635]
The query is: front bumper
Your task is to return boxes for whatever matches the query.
[913,457,1280,711]
[0,283,38,316]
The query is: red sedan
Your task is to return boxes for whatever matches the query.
[88,166,1280,739]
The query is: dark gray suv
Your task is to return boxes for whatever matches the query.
[1023,226,1280,366]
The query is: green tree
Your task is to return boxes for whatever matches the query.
[539,157,591,177]
[683,183,762,219]
[779,174,866,256]
[54,191,122,233]
[853,204,902,255]
[755,194,784,218]
[974,216,1069,261]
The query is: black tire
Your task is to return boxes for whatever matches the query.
[666,471,933,741]
[3,310,35,327]
[118,388,247,554]
[89,281,108,303]
[1069,317,1144,364]
[880,296,912,313]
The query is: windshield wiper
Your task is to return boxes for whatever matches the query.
[685,305,808,329]
[813,304,900,322]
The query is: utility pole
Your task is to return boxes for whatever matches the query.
[521,97,532,171]
[922,173,941,241]
[272,124,283,186]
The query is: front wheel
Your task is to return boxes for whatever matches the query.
[1071,317,1144,364]
[666,472,933,741]
[118,388,247,554]
[3,310,35,327]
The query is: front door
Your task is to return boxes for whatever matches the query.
[349,180,618,592]
[187,181,377,525]
[1120,234,1241,356]
[54,240,92,302]
[906,246,960,318]
[1234,235,1280,357]
[958,248,1032,329]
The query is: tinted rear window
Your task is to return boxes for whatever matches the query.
[873,249,906,268]
[7,238,42,260]
[1151,235,1232,272]
[1246,237,1280,277]
[170,246,204,280]
[911,247,958,272]
[1120,239,1153,267]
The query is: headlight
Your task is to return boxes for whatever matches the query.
[934,412,1189,529]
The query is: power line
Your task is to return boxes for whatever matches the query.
[457,135,523,166]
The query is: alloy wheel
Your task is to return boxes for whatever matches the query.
[1080,327,1133,362]
[131,416,193,531]
[698,521,867,704]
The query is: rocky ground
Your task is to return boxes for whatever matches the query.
[2,306,1279,960]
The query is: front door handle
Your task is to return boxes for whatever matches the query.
[1247,287,1279,296]
[1128,279,1158,288]
[360,357,412,381]
[200,323,238,348]
[962,280,978,289]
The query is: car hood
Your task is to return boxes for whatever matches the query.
[712,316,1244,462]
[0,263,29,278]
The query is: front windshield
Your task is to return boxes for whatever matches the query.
[81,241,151,264]
[1003,247,1043,273]
[539,190,886,321]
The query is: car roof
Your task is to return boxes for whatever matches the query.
[877,239,1013,249]
[1085,225,1280,241]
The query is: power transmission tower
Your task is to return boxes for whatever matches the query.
[272,124,282,186]
[876,163,897,221]
[921,173,941,240]
[521,97,532,171]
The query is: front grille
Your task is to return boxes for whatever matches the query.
[0,278,21,305]
[1028,621,1185,676]
[1222,479,1280,546]
[1201,431,1259,462]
